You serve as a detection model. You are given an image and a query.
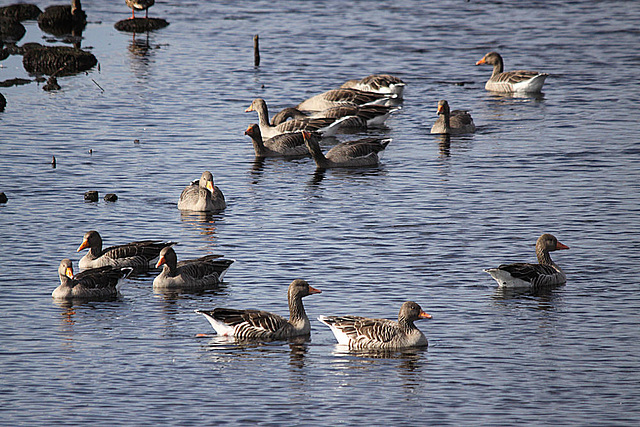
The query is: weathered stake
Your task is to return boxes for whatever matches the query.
[253,34,260,67]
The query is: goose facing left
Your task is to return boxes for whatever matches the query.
[195,279,321,340]
[77,230,176,273]
[430,100,476,135]
[153,246,234,290]
[302,131,390,168]
[52,258,132,300]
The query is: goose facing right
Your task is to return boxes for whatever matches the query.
[302,131,390,168]
[484,233,569,288]
[153,246,234,289]
[295,88,397,112]
[476,51,548,93]
[177,170,226,212]
[52,258,132,300]
[430,100,476,135]
[195,279,321,340]
[318,301,431,350]
[271,104,397,129]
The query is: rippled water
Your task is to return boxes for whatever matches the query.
[2,0,640,424]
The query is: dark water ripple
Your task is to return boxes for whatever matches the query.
[2,0,640,425]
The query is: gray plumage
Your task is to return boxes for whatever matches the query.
[318,301,431,350]
[177,171,226,212]
[295,88,396,112]
[476,51,548,93]
[52,258,132,300]
[153,246,234,289]
[244,123,313,158]
[340,74,406,98]
[77,230,176,273]
[195,279,321,340]
[271,104,397,129]
[125,0,154,18]
[302,131,390,168]
[430,99,475,135]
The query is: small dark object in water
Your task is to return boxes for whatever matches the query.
[0,16,26,43]
[88,149,92,154]
[114,17,168,33]
[0,48,9,60]
[133,139,140,144]
[43,75,61,91]
[0,192,7,203]
[104,193,118,202]
[253,34,260,67]
[0,77,32,88]
[0,92,5,111]
[84,190,98,202]
[23,45,97,76]
[38,0,86,37]
[0,4,43,21]
[51,156,57,168]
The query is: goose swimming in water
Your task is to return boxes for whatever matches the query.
[153,246,234,290]
[430,99,475,135]
[476,51,548,93]
[177,171,226,212]
[302,131,390,168]
[52,258,132,300]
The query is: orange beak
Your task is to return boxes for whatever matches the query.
[206,180,215,193]
[65,266,74,279]
[77,238,89,252]
[244,125,253,135]
[419,311,432,319]
[556,241,570,250]
[245,105,254,112]
[475,57,486,65]
[301,130,311,140]
[308,286,322,294]
[155,255,166,268]
[437,104,444,114]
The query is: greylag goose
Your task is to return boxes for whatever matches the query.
[430,100,476,135]
[318,301,431,350]
[340,74,406,98]
[245,98,346,140]
[153,246,234,289]
[177,171,226,212]
[271,104,398,129]
[38,0,86,34]
[484,233,569,288]
[52,258,133,300]
[244,124,314,158]
[302,131,390,168]
[125,0,154,19]
[295,88,397,112]
[476,51,548,93]
[77,230,176,272]
[195,279,321,340]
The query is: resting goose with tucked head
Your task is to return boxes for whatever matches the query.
[125,0,154,19]
[195,279,322,340]
[77,230,176,273]
[302,131,389,169]
[244,124,314,158]
[52,258,132,300]
[484,233,569,288]
[271,104,398,129]
[476,51,548,93]
[318,301,432,350]
[295,88,397,112]
[340,74,406,98]
[177,170,226,212]
[245,98,346,140]
[430,100,476,135]
[153,246,234,290]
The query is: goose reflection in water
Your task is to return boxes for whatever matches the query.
[492,284,562,312]
[179,210,223,241]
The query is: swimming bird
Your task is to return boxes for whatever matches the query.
[195,279,321,340]
[125,0,154,19]
[302,131,390,168]
[484,233,569,288]
[52,258,132,300]
[244,124,314,158]
[77,230,176,272]
[177,170,226,212]
[271,104,398,129]
[295,88,397,111]
[245,98,346,140]
[37,0,86,34]
[318,301,431,350]
[430,100,475,135]
[475,51,548,93]
[340,74,406,98]
[153,246,234,290]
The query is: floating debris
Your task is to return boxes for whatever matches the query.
[51,156,57,168]
[23,45,97,76]
[0,192,7,203]
[84,190,98,202]
[114,17,169,33]
[104,193,118,202]
[0,78,32,88]
[43,75,61,91]
[0,4,43,22]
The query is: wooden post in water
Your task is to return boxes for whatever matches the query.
[253,34,260,67]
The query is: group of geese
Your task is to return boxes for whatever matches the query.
[53,52,569,350]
